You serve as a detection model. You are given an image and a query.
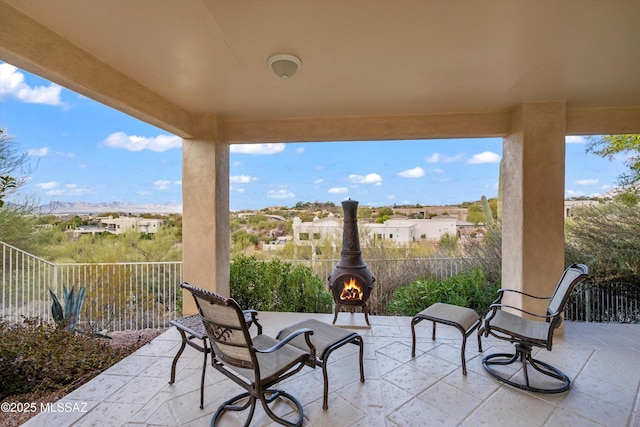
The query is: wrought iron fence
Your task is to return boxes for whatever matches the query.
[1,241,182,331]
[566,281,640,323]
[3,240,639,329]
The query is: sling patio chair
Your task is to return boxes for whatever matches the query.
[478,263,589,393]
[181,283,316,427]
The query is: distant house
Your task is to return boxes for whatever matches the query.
[262,236,293,251]
[392,206,469,220]
[564,200,600,218]
[367,217,457,243]
[292,214,457,248]
[292,215,342,246]
[99,217,165,235]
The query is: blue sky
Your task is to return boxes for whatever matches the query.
[0,62,629,211]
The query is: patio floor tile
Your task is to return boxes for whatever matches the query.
[19,312,640,427]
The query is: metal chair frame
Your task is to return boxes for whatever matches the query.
[479,263,589,393]
[182,283,316,427]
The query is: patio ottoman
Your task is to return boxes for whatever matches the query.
[276,318,365,410]
[410,303,483,375]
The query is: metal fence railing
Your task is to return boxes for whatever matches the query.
[2,240,639,329]
[1,241,182,331]
[1,241,55,323]
[566,281,640,323]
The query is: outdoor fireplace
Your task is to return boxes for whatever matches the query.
[329,199,374,326]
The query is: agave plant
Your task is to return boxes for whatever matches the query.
[49,285,87,331]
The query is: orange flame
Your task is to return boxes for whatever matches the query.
[340,277,363,301]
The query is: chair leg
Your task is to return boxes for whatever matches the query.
[482,343,571,394]
[210,392,256,427]
[259,389,305,427]
[200,340,208,409]
[211,389,304,427]
[169,328,187,385]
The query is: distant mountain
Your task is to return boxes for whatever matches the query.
[41,201,183,215]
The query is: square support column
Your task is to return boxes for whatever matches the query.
[502,102,566,317]
[181,115,230,315]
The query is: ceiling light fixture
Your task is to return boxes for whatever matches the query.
[268,53,302,79]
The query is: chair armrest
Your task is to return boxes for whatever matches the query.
[254,328,316,366]
[242,309,263,334]
[488,303,555,320]
[496,288,551,300]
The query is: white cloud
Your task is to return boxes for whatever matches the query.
[397,167,425,178]
[28,147,49,157]
[230,175,257,184]
[36,181,59,190]
[45,183,92,196]
[349,173,383,185]
[429,168,445,174]
[566,136,586,144]
[565,189,585,197]
[55,151,75,157]
[467,151,501,164]
[230,143,285,155]
[296,147,304,154]
[425,153,465,164]
[329,187,348,194]
[267,189,295,199]
[574,179,599,186]
[137,191,152,196]
[154,180,172,190]
[0,63,65,106]
[314,178,324,185]
[103,132,182,152]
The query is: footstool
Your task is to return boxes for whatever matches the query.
[169,311,261,409]
[410,303,483,375]
[276,319,365,410]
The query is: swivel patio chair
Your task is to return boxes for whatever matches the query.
[181,283,316,427]
[479,263,589,393]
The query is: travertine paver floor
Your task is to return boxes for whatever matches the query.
[21,312,640,427]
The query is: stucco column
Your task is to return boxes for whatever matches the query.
[502,102,566,317]
[182,115,230,315]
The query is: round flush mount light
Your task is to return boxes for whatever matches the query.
[267,53,302,79]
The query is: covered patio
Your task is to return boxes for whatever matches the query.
[2,0,640,318]
[21,313,640,426]
[2,3,640,424]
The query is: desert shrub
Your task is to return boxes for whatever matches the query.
[565,203,640,285]
[461,221,502,284]
[230,255,332,313]
[387,267,500,317]
[0,318,126,399]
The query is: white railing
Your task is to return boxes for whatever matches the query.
[1,242,55,323]
[1,241,182,331]
[4,239,637,329]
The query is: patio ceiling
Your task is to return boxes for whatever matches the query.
[2,0,640,141]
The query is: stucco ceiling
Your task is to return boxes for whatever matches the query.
[2,0,640,136]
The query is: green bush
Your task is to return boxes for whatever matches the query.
[387,267,500,317]
[230,255,332,313]
[0,319,126,399]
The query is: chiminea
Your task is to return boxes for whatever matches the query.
[329,199,374,325]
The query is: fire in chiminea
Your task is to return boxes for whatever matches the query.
[328,199,375,326]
